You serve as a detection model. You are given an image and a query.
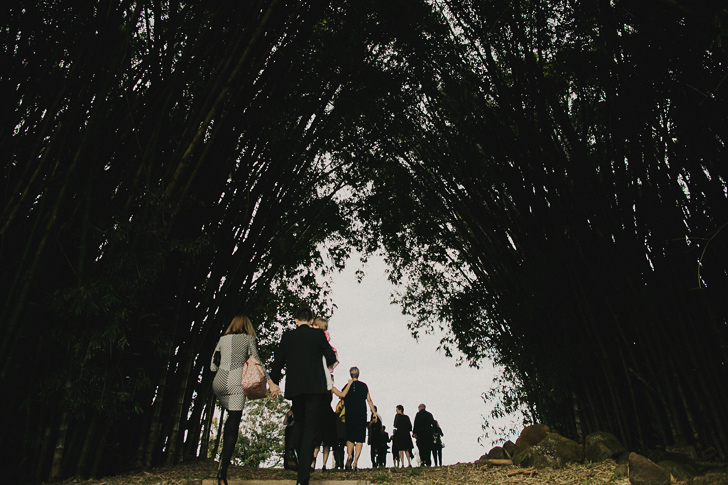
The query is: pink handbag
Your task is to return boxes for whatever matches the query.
[241,338,267,400]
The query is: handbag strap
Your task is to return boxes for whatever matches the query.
[246,334,253,364]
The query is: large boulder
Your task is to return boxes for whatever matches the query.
[628,452,671,485]
[487,446,507,459]
[646,446,700,466]
[513,432,583,469]
[665,444,698,461]
[503,440,517,458]
[541,433,584,463]
[656,460,698,481]
[474,454,490,467]
[585,431,627,462]
[514,424,550,456]
[513,445,567,469]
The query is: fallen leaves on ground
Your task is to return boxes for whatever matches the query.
[55,458,628,484]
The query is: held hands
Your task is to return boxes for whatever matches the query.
[268,380,281,399]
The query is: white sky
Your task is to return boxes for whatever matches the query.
[324,253,519,467]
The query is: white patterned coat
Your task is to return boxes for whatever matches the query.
[210,333,270,411]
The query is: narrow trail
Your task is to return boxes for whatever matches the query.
[56,459,627,485]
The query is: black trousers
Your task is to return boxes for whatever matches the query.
[290,393,328,484]
[377,444,388,467]
[333,437,346,468]
[417,437,433,466]
[370,442,378,466]
[432,445,442,466]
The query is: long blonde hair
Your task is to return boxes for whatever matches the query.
[224,314,256,337]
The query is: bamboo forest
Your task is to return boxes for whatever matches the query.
[2,0,727,483]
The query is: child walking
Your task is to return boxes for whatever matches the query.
[313,317,338,389]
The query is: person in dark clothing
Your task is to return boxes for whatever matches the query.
[378,425,390,467]
[393,405,413,467]
[312,396,338,470]
[413,403,435,466]
[333,397,346,468]
[269,307,336,485]
[431,420,444,466]
[335,366,376,471]
[391,426,400,468]
[368,406,383,467]
[283,409,295,470]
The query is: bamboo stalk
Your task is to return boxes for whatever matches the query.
[49,378,72,479]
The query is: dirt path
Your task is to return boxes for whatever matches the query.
[56,459,627,484]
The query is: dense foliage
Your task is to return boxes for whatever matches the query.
[2,0,727,483]
[0,0,383,482]
[207,397,290,468]
[353,0,728,460]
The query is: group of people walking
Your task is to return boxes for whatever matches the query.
[290,365,376,473]
[301,397,445,471]
[209,307,444,485]
[366,403,444,468]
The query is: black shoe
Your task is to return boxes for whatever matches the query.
[286,449,299,471]
[345,455,353,470]
[217,466,228,485]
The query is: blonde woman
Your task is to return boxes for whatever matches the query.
[210,314,278,485]
[334,366,376,471]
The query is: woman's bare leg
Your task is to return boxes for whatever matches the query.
[345,441,354,469]
[353,442,363,469]
[322,446,330,469]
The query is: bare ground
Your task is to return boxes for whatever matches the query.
[55,459,629,485]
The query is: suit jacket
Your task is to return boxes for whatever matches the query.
[269,324,337,399]
[413,409,435,439]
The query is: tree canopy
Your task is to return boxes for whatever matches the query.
[356,0,728,459]
[1,0,727,482]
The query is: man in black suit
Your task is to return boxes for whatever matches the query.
[270,307,336,485]
[413,403,435,466]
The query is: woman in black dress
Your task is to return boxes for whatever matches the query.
[334,366,375,470]
[393,404,414,467]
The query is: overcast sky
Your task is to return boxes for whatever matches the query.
[324,252,519,467]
